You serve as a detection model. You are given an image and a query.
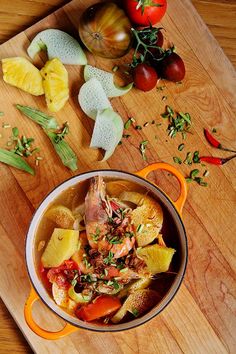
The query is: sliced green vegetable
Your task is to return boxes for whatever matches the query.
[16,104,58,129]
[27,29,87,65]
[84,65,133,98]
[78,78,111,120]
[45,130,78,171]
[0,148,34,175]
[16,105,77,171]
[90,108,123,161]
[68,287,92,304]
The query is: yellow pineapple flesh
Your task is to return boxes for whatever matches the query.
[41,58,69,112]
[2,57,44,96]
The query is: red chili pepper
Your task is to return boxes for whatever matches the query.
[204,129,236,153]
[200,154,236,165]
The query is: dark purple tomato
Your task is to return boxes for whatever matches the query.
[158,52,185,82]
[79,2,132,59]
[133,63,158,91]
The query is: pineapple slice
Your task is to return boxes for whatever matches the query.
[45,205,75,229]
[2,57,44,96]
[137,244,176,274]
[41,228,79,268]
[41,58,69,112]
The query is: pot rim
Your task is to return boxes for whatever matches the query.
[25,169,188,332]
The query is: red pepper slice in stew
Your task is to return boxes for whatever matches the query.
[75,295,121,322]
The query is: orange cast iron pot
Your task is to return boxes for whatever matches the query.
[24,163,188,339]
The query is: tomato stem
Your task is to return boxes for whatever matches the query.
[131,26,165,67]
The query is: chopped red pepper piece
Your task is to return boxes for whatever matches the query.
[75,295,121,322]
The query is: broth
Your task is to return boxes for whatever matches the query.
[35,176,181,325]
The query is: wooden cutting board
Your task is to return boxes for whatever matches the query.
[0,0,235,353]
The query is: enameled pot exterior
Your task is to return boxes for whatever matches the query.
[25,163,188,339]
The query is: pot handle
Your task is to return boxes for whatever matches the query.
[136,163,187,216]
[24,286,78,340]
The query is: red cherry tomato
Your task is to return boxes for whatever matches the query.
[75,295,121,322]
[102,266,120,280]
[159,52,185,82]
[124,0,167,26]
[46,260,80,289]
[133,63,158,91]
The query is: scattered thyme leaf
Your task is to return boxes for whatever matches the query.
[104,251,114,265]
[2,123,11,129]
[156,86,165,92]
[124,118,132,130]
[166,106,174,116]
[190,169,200,179]
[112,65,119,72]
[139,140,148,160]
[173,156,182,164]
[203,170,210,177]
[135,125,142,130]
[193,151,200,163]
[161,113,169,119]
[212,128,217,133]
[185,177,193,183]
[131,308,139,317]
[162,96,168,101]
[12,127,19,138]
[183,152,192,165]
[178,143,185,151]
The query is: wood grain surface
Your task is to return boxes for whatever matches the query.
[0,0,236,68]
[0,0,236,353]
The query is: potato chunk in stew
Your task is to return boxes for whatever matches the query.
[41,228,79,267]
